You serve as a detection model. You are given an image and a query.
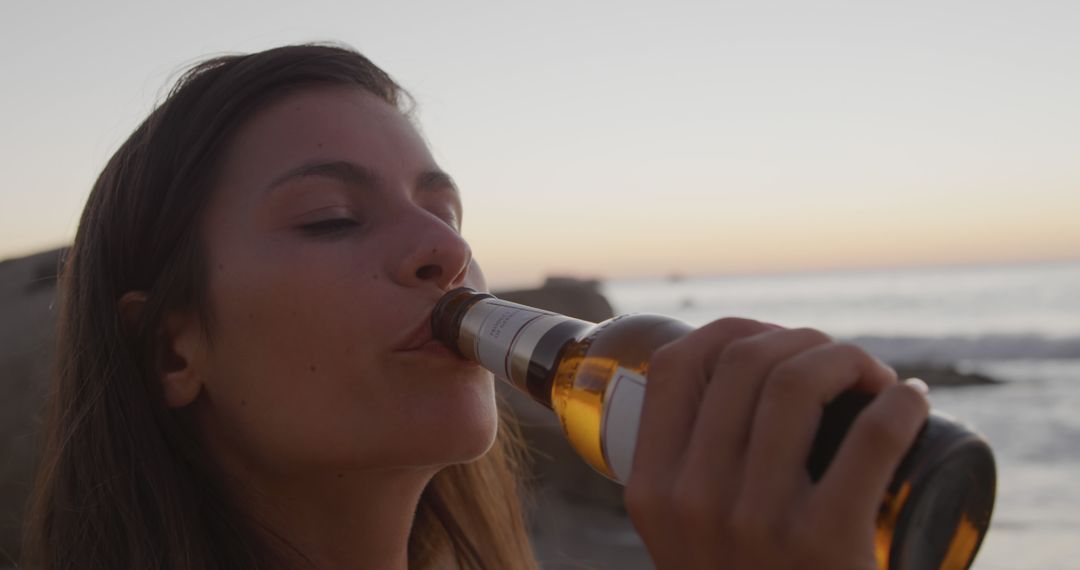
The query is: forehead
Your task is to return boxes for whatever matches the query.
[216,85,434,188]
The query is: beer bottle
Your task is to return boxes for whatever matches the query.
[432,287,996,570]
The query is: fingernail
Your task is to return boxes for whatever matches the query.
[904,377,930,395]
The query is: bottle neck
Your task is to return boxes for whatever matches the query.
[432,289,591,407]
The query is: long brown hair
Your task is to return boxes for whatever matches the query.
[22,43,538,570]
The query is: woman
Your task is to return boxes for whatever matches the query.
[23,43,929,569]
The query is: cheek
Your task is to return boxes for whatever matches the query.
[196,253,498,472]
[210,262,376,393]
[198,255,390,464]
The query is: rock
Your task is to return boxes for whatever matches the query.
[492,278,628,512]
[891,363,1002,388]
[496,277,615,325]
[492,278,642,568]
[0,248,63,562]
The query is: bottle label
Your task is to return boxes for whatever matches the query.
[463,299,565,388]
[601,367,647,483]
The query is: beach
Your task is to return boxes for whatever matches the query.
[528,260,1080,569]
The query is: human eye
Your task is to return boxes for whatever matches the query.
[425,204,461,233]
[297,218,361,237]
[438,210,461,233]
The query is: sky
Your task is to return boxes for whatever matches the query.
[1,0,1077,288]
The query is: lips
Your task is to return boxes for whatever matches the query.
[395,312,437,352]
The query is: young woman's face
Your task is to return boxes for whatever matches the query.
[190,86,494,479]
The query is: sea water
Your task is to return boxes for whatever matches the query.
[602,260,1080,569]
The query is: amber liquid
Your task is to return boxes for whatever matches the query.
[433,289,996,570]
[547,314,691,479]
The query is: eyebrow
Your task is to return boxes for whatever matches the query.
[416,170,460,194]
[266,160,380,193]
[265,160,460,198]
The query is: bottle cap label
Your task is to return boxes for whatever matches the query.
[462,299,563,389]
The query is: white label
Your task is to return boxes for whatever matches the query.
[468,300,559,384]
[601,367,647,483]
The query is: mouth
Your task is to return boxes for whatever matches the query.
[405,338,471,361]
[395,310,438,351]
[394,310,474,364]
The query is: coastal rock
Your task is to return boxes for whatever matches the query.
[490,281,642,567]
[495,277,615,324]
[891,364,1002,388]
[0,248,62,562]
[492,278,627,511]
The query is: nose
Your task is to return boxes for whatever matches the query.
[388,210,472,291]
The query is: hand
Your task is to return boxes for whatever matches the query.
[624,318,930,569]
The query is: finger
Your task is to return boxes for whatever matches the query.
[810,378,930,526]
[626,318,775,563]
[735,343,898,524]
[681,328,834,494]
[630,318,774,481]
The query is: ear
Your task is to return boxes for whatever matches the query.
[119,291,207,409]
[118,291,148,333]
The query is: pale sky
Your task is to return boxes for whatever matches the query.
[2,0,1078,288]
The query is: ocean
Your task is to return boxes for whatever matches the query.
[600,260,1080,570]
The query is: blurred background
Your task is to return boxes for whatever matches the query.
[1,1,1077,568]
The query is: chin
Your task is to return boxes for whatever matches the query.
[442,432,498,466]
[410,385,500,465]
[436,404,500,464]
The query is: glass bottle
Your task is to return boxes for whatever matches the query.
[432,287,996,570]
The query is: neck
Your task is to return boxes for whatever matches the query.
[227,463,437,570]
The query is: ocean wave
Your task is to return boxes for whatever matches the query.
[844,334,1080,364]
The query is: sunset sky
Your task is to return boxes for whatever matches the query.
[2,1,1077,288]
